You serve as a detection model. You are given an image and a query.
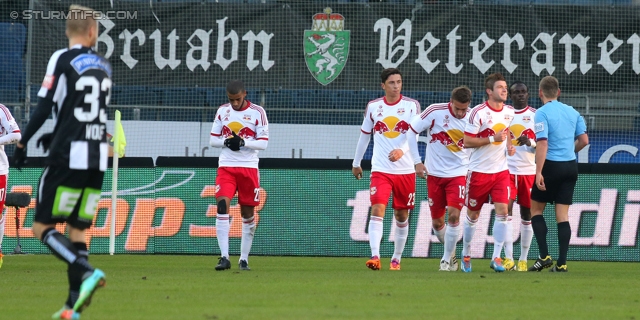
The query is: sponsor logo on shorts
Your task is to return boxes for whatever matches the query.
[370,186,377,195]
[427,197,433,207]
[215,185,220,194]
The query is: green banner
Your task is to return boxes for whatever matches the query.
[3,168,639,261]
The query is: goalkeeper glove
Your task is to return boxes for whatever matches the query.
[224,132,245,151]
[37,133,53,152]
[11,146,27,170]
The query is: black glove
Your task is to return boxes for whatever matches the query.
[224,132,245,151]
[37,133,53,152]
[12,146,27,170]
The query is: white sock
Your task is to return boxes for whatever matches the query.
[392,219,409,261]
[240,217,256,262]
[520,220,533,261]
[0,214,5,251]
[368,216,384,257]
[433,225,446,244]
[216,214,230,258]
[461,216,477,257]
[492,215,508,259]
[504,217,514,260]
[442,223,460,262]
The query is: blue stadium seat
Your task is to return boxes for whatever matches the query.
[112,86,161,106]
[263,89,293,108]
[292,89,335,109]
[206,87,228,107]
[0,89,20,103]
[0,23,27,55]
[162,88,207,107]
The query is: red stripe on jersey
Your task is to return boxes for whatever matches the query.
[420,104,448,120]
[12,130,20,133]
[249,104,268,125]
[211,133,221,136]
[361,129,371,134]
[402,96,422,113]
[257,137,268,140]
[468,103,488,124]
[464,131,477,137]
[0,104,13,121]
[409,124,419,134]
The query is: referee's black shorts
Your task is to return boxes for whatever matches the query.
[531,160,578,205]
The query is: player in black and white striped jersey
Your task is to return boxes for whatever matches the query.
[12,4,109,319]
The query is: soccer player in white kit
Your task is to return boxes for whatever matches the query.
[407,86,472,271]
[0,104,21,268]
[210,80,269,271]
[461,73,516,273]
[352,68,420,271]
[502,81,536,272]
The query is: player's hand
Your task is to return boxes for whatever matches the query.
[223,132,245,151]
[11,145,27,170]
[352,166,363,180]
[516,135,530,146]
[494,128,508,142]
[37,133,53,152]
[415,163,427,179]
[388,149,403,162]
[535,173,546,191]
[507,145,516,156]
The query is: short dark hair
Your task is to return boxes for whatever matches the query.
[226,80,245,95]
[380,68,402,84]
[539,76,559,99]
[509,81,529,93]
[451,86,472,103]
[484,73,506,91]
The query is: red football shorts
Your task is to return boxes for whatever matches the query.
[465,170,510,211]
[427,175,466,219]
[370,172,416,210]
[509,174,535,208]
[215,167,260,206]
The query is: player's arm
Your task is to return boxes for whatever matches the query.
[17,97,53,148]
[574,115,588,153]
[353,105,373,179]
[209,108,225,148]
[0,106,21,145]
[463,113,491,148]
[534,112,549,190]
[244,110,269,150]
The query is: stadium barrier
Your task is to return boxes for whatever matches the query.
[3,158,639,262]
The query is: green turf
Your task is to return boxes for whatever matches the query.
[1,255,638,319]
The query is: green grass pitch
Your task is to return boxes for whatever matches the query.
[1,255,638,319]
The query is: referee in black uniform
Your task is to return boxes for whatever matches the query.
[12,5,109,318]
[528,76,589,272]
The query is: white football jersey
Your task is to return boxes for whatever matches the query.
[361,95,420,174]
[210,101,269,168]
[508,106,536,175]
[0,104,20,175]
[410,103,469,178]
[464,102,515,173]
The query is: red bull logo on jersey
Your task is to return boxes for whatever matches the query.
[429,129,464,152]
[222,121,256,139]
[510,124,536,145]
[373,116,409,139]
[478,123,507,145]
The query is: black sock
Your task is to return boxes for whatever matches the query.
[65,242,89,309]
[557,222,571,266]
[42,228,79,266]
[73,242,88,260]
[531,215,549,258]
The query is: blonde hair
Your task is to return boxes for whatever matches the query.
[66,4,98,37]
[539,76,559,99]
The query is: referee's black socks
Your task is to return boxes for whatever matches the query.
[531,215,549,258]
[557,222,571,266]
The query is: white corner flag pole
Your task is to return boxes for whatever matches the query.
[109,120,121,255]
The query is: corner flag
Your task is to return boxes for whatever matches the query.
[112,110,126,158]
